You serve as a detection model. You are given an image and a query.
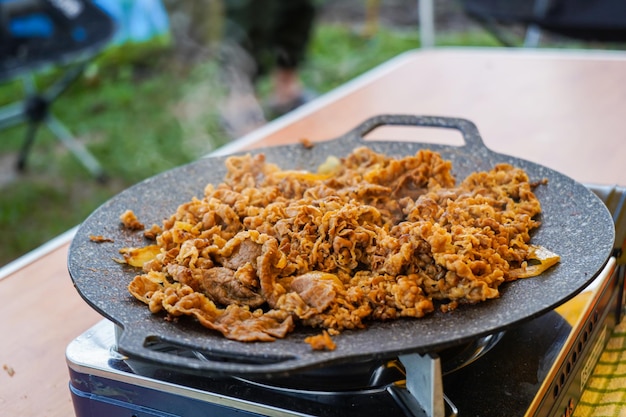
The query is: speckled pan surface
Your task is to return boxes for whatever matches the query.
[68,115,615,377]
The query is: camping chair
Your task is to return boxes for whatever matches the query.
[460,0,626,47]
[0,0,115,181]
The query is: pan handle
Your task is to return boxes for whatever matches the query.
[116,326,307,376]
[350,114,487,151]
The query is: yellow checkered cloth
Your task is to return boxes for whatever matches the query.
[574,319,626,417]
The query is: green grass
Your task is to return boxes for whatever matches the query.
[0,22,597,266]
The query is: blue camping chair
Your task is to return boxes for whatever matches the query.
[0,0,115,181]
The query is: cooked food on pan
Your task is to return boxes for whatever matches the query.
[119,147,560,350]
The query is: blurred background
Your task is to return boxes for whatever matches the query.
[1,0,624,267]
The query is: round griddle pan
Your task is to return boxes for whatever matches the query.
[68,115,615,378]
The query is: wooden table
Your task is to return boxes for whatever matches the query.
[2,48,626,417]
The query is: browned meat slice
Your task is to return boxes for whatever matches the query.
[216,307,295,341]
[166,263,197,289]
[200,266,265,308]
[154,283,294,342]
[216,237,262,270]
[288,272,339,311]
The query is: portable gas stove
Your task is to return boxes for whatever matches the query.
[66,184,626,417]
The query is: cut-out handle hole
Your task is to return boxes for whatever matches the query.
[362,125,465,146]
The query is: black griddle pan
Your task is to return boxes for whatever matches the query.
[68,115,615,377]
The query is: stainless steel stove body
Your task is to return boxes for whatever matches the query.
[66,185,626,417]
